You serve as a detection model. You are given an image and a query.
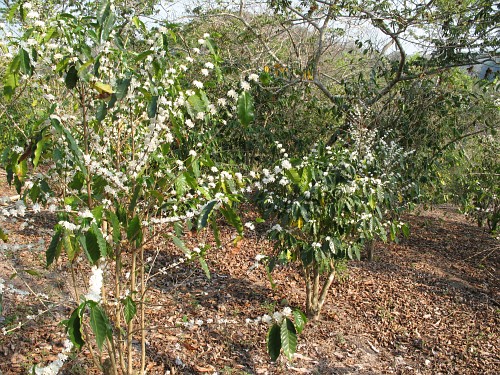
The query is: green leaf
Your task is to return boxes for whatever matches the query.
[402,223,410,237]
[170,235,190,255]
[101,9,115,41]
[127,216,141,244]
[186,94,206,118]
[128,184,142,213]
[24,269,41,277]
[97,0,111,25]
[33,137,47,167]
[237,91,254,127]
[199,257,211,279]
[46,229,62,267]
[3,70,18,100]
[280,318,297,360]
[91,223,107,258]
[211,219,221,247]
[134,50,154,63]
[115,77,131,100]
[148,95,158,118]
[51,118,88,176]
[292,309,307,334]
[63,229,77,261]
[174,174,188,197]
[108,210,121,243]
[0,227,8,242]
[267,324,281,362]
[67,304,85,350]
[65,65,79,89]
[14,159,27,181]
[96,100,107,121]
[220,206,244,235]
[198,199,218,229]
[81,231,99,265]
[131,16,146,32]
[93,81,113,94]
[123,296,136,324]
[19,49,32,76]
[89,303,111,351]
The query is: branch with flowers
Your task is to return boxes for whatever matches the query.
[0,1,263,372]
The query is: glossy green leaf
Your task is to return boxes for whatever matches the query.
[123,296,136,324]
[46,229,62,267]
[197,199,218,229]
[108,210,121,243]
[211,219,221,247]
[148,95,158,118]
[280,318,297,360]
[67,304,85,350]
[19,49,32,76]
[97,0,111,25]
[115,77,131,100]
[33,137,47,167]
[14,159,27,181]
[267,324,281,362]
[127,216,142,244]
[3,70,18,100]
[51,118,88,176]
[186,94,206,118]
[65,65,79,89]
[402,223,410,237]
[82,231,100,265]
[220,206,243,235]
[292,309,307,334]
[91,223,107,258]
[237,91,254,127]
[134,50,154,63]
[174,174,188,197]
[63,229,77,261]
[89,303,111,351]
[171,235,190,255]
[131,16,146,32]
[101,9,115,41]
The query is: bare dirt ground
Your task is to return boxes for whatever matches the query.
[0,178,498,375]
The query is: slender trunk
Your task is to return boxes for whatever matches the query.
[317,262,337,314]
[115,247,126,373]
[140,246,146,374]
[305,267,312,315]
[305,262,338,320]
[127,249,137,374]
[366,240,374,261]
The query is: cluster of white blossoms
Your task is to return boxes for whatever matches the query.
[0,201,27,218]
[85,264,104,303]
[32,339,73,375]
[252,126,416,253]
[245,306,293,325]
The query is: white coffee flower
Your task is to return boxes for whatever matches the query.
[85,266,103,303]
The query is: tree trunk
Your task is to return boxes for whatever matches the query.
[365,240,374,261]
[305,262,337,320]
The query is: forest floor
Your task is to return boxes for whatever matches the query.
[0,179,498,375]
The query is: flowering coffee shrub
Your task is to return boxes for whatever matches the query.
[0,1,256,372]
[254,127,412,319]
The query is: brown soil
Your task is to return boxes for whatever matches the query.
[0,178,498,375]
